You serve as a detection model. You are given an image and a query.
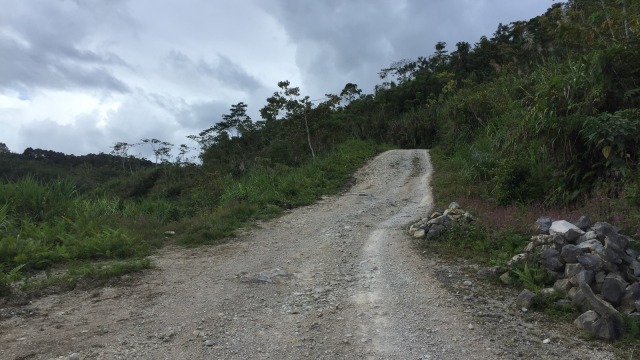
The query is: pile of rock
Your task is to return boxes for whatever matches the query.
[509,216,640,340]
[408,202,474,240]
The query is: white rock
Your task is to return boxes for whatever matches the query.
[550,220,584,242]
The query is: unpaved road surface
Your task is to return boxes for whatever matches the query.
[1,150,616,359]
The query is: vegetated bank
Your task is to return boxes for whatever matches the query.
[0,140,383,298]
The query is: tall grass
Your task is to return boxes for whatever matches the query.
[0,177,155,296]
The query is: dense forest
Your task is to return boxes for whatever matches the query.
[2,0,639,307]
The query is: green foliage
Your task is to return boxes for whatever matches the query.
[421,219,529,266]
[511,263,545,291]
[491,154,548,205]
[0,264,25,296]
[0,176,160,297]
[179,139,380,246]
[581,109,640,179]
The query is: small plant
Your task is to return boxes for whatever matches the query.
[0,264,25,296]
[512,263,545,291]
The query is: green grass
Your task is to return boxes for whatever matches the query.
[0,139,382,297]
[0,177,157,297]
[19,259,153,296]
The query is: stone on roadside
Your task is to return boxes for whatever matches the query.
[516,289,537,309]
[601,273,628,307]
[592,222,619,241]
[574,216,591,231]
[499,272,512,285]
[426,225,445,240]
[577,254,603,271]
[565,263,585,278]
[412,229,426,239]
[572,281,623,340]
[577,240,605,255]
[553,278,572,292]
[535,216,553,235]
[621,283,640,314]
[574,310,599,333]
[507,253,527,266]
[571,270,595,287]
[550,220,585,242]
[560,244,583,264]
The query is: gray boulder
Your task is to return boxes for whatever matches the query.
[574,310,599,333]
[621,283,640,314]
[605,234,630,253]
[553,278,572,292]
[571,288,591,312]
[535,216,553,235]
[553,234,568,250]
[574,216,591,231]
[426,224,446,240]
[592,222,618,240]
[578,239,605,255]
[550,220,585,242]
[560,244,583,263]
[578,280,623,340]
[565,263,585,278]
[630,261,640,277]
[516,289,537,309]
[601,273,628,307]
[539,248,564,272]
[571,270,595,287]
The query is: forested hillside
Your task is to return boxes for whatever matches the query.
[2,0,639,300]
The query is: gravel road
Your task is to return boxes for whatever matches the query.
[0,150,617,359]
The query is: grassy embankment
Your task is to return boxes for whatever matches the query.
[0,139,382,297]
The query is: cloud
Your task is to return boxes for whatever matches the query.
[258,0,553,96]
[163,51,263,93]
[0,0,132,93]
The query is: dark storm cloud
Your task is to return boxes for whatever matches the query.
[164,50,263,93]
[258,0,553,95]
[0,0,132,93]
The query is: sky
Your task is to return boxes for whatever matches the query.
[0,0,554,159]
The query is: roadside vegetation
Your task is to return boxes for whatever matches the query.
[1,4,639,345]
[0,140,381,297]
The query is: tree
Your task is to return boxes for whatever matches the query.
[221,102,253,138]
[141,138,173,165]
[110,141,139,173]
[0,142,10,154]
[339,83,363,107]
[260,81,316,159]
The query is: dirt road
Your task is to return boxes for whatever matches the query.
[0,150,616,359]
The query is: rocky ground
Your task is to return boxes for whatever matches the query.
[0,150,617,359]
